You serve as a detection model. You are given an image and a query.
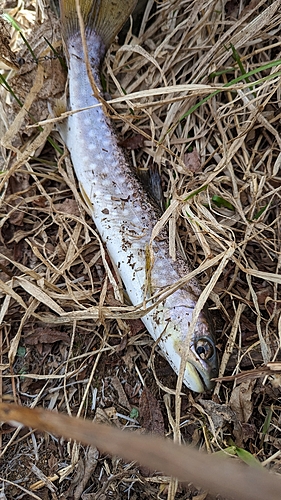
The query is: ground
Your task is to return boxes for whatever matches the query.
[0,0,281,499]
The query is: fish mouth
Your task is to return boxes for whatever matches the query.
[184,356,217,393]
[183,362,205,393]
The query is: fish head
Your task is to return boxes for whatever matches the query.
[187,315,218,392]
[166,305,218,393]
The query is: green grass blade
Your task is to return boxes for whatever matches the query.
[262,405,273,435]
[184,185,208,201]
[235,447,262,468]
[1,12,22,31]
[43,36,67,70]
[212,195,235,211]
[253,205,268,220]
[215,445,262,468]
[2,12,38,62]
[0,74,23,107]
[230,43,249,83]
[19,32,37,62]
[161,58,281,141]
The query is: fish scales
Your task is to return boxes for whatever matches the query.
[59,0,218,392]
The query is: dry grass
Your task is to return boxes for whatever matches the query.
[0,0,281,498]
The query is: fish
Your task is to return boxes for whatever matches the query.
[58,0,218,392]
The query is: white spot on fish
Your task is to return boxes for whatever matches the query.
[100,124,109,134]
[88,143,97,151]
[102,194,114,202]
[83,117,92,126]
[87,129,96,139]
[156,276,168,287]
[102,179,111,187]
[116,176,125,185]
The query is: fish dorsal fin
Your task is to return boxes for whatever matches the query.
[60,0,138,47]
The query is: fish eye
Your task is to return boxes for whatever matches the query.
[17,57,25,66]
[195,339,214,360]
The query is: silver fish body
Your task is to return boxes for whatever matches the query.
[60,16,218,392]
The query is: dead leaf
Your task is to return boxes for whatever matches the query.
[127,318,146,336]
[24,327,70,345]
[139,387,164,436]
[33,196,47,208]
[199,399,236,431]
[119,133,145,150]
[9,171,30,194]
[230,380,254,446]
[230,380,254,424]
[122,345,138,372]
[240,423,256,442]
[139,385,166,475]
[111,375,131,410]
[114,333,128,353]
[8,205,25,226]
[73,447,99,500]
[53,198,80,216]
[94,407,118,426]
[183,149,201,173]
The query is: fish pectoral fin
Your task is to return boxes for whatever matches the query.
[52,96,67,118]
[79,182,93,212]
[48,95,71,145]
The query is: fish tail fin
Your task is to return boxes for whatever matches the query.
[59,0,138,47]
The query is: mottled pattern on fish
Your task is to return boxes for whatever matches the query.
[60,6,217,391]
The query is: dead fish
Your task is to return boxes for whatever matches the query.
[58,0,218,392]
